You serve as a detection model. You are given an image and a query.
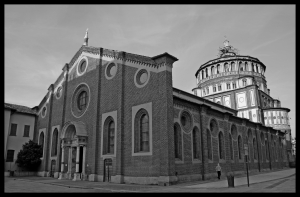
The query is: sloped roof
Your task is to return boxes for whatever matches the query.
[4,103,37,115]
[68,46,177,69]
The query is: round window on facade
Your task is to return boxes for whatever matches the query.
[134,69,150,88]
[77,57,88,76]
[56,86,62,99]
[180,110,192,133]
[41,106,47,118]
[77,91,88,111]
[71,83,90,118]
[80,61,86,73]
[105,62,117,79]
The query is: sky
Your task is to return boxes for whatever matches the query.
[5,5,295,138]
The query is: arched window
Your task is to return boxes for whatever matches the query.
[279,138,282,160]
[252,63,255,72]
[224,63,229,72]
[213,85,216,92]
[108,121,115,153]
[238,135,243,159]
[140,114,149,152]
[265,139,269,160]
[103,117,115,154]
[217,64,220,74]
[282,141,285,161]
[256,65,259,73]
[51,129,58,156]
[134,109,150,153]
[231,62,235,71]
[206,68,208,77]
[201,70,204,79]
[207,129,212,160]
[174,124,182,160]
[239,62,244,71]
[253,138,257,160]
[232,81,236,89]
[229,133,233,160]
[245,62,248,71]
[39,132,44,157]
[211,66,215,75]
[243,79,247,87]
[245,136,250,162]
[218,84,222,91]
[218,132,225,159]
[192,127,200,159]
[227,83,231,90]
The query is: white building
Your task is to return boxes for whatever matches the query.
[4,103,37,176]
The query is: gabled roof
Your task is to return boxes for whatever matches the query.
[68,46,177,70]
[4,103,37,115]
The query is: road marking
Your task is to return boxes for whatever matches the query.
[265,179,289,189]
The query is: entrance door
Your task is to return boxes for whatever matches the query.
[71,147,76,179]
[103,159,112,182]
[50,160,56,177]
[79,146,83,174]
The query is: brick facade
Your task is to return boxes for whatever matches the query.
[34,45,288,185]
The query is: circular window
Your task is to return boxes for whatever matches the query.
[77,57,88,76]
[134,69,150,88]
[71,83,90,118]
[105,62,118,80]
[56,86,62,99]
[80,61,86,73]
[41,106,47,118]
[77,91,88,111]
[140,72,148,84]
[180,110,193,133]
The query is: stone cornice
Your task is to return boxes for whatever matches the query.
[195,55,266,77]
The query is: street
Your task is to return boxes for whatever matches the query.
[5,174,295,193]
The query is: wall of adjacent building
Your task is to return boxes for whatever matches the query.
[4,112,35,174]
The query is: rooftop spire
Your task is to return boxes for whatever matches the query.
[83,28,88,46]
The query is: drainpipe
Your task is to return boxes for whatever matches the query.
[266,130,272,170]
[199,106,205,181]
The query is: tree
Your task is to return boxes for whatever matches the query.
[16,140,43,170]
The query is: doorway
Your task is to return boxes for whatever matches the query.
[50,160,56,177]
[103,159,112,182]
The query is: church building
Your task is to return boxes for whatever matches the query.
[33,30,289,186]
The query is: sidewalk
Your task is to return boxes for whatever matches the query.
[184,168,295,189]
[7,168,295,191]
